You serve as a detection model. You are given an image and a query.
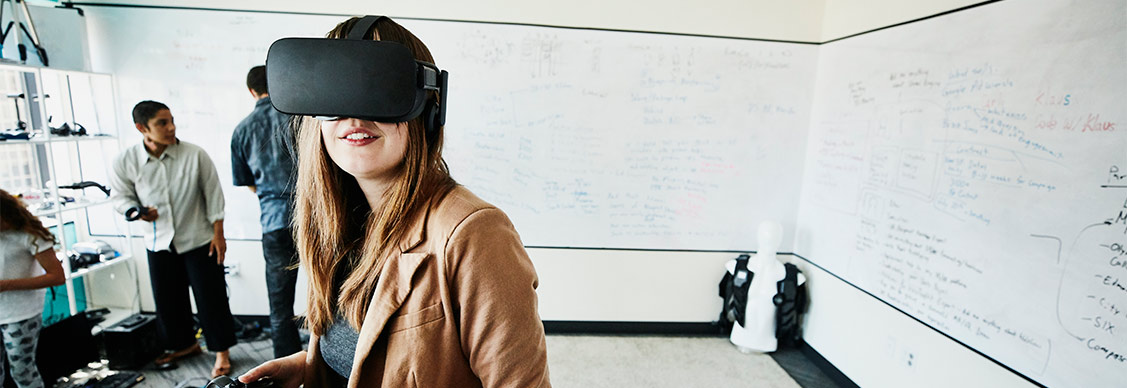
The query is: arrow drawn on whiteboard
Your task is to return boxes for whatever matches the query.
[1029,234,1062,264]
[1040,339,1052,375]
[1010,150,1027,170]
[1054,222,1108,342]
[1055,281,1087,341]
[1071,222,1111,255]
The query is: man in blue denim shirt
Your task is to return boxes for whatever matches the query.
[230,65,301,358]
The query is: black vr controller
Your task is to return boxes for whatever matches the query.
[124,206,149,221]
[205,376,276,388]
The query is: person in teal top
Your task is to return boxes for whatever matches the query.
[0,189,65,388]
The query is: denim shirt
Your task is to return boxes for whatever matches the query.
[231,97,297,233]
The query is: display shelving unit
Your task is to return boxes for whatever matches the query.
[0,62,140,330]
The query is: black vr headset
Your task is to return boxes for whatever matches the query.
[265,15,449,133]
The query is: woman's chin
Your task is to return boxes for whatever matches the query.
[338,163,384,180]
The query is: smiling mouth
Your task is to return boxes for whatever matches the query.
[342,133,378,140]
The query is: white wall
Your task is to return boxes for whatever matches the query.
[530,249,738,321]
[96,242,740,322]
[796,259,1038,388]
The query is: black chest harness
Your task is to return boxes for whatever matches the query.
[717,254,808,347]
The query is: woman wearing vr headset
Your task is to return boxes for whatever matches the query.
[239,16,550,387]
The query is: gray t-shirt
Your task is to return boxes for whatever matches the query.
[320,261,361,383]
[0,230,54,324]
[321,313,359,382]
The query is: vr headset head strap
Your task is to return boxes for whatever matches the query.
[347,15,447,132]
[347,15,386,40]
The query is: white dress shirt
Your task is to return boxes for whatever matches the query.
[108,140,225,252]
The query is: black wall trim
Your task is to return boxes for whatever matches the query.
[821,0,1004,44]
[232,314,271,327]
[65,0,1009,46]
[543,320,721,335]
[229,315,725,336]
[64,2,818,45]
[797,340,861,388]
[526,246,757,253]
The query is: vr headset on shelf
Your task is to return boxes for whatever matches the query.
[67,240,118,270]
[266,15,449,133]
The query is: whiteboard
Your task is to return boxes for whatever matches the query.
[84,10,342,239]
[794,0,1127,387]
[84,7,817,249]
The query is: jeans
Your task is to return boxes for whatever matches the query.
[262,228,302,358]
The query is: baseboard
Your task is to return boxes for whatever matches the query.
[542,320,722,335]
[233,314,273,327]
[226,315,725,335]
[798,340,860,388]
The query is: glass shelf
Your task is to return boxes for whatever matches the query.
[0,133,116,146]
[67,254,133,280]
[31,197,113,217]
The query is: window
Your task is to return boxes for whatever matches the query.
[0,144,39,191]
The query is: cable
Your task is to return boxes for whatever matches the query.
[126,249,141,312]
[44,287,57,325]
[111,211,144,313]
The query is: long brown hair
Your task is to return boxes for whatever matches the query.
[0,189,57,246]
[296,16,456,334]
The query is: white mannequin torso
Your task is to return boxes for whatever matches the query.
[728,221,806,353]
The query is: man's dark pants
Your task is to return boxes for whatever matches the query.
[262,227,302,358]
[147,244,237,352]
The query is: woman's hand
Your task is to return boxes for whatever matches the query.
[239,350,306,388]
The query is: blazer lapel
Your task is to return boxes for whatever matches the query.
[347,251,430,383]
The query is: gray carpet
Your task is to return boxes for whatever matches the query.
[55,334,846,388]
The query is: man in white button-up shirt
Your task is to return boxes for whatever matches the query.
[108,100,236,377]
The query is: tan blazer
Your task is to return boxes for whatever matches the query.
[303,186,551,387]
